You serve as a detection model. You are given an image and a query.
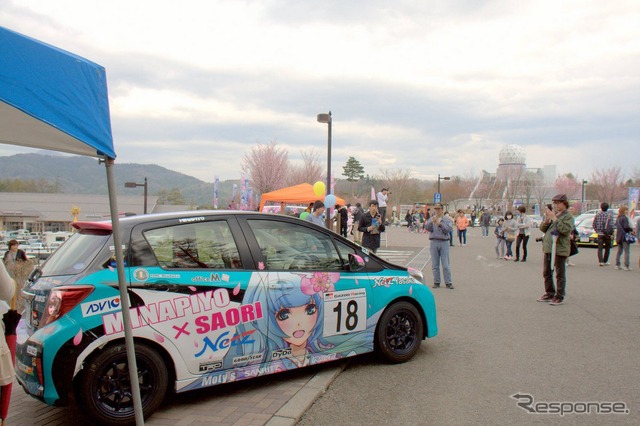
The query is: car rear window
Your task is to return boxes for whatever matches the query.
[40,232,110,276]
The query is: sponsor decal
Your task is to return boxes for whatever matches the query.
[191,273,229,283]
[241,364,282,378]
[34,295,46,303]
[26,345,38,357]
[150,273,180,279]
[198,360,223,372]
[232,353,263,365]
[372,276,416,288]
[81,296,121,317]
[200,371,237,387]
[178,216,206,223]
[311,353,338,363]
[16,359,34,375]
[195,330,256,358]
[133,268,149,281]
[271,348,292,360]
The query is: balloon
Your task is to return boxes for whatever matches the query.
[300,212,310,220]
[313,181,326,197]
[325,194,336,208]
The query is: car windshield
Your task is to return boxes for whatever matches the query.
[40,232,109,276]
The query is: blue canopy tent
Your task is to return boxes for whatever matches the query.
[0,27,144,424]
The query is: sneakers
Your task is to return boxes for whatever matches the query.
[446,283,454,289]
[432,283,441,288]
[599,263,604,266]
[624,267,631,271]
[549,298,564,306]
[514,258,520,262]
[537,294,553,302]
[615,265,621,270]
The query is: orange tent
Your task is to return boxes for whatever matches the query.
[259,183,345,212]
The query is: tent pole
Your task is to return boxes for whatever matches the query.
[104,157,145,425]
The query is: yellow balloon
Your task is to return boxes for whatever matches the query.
[313,181,326,196]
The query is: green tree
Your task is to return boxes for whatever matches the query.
[342,157,365,181]
[157,188,186,205]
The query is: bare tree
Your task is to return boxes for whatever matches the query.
[379,168,414,209]
[287,148,324,186]
[590,167,627,204]
[241,140,288,195]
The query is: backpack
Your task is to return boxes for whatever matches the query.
[604,213,614,236]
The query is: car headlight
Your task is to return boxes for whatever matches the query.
[408,267,424,283]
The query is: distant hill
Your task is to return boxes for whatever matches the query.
[0,153,238,206]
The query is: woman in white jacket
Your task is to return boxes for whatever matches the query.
[0,262,15,387]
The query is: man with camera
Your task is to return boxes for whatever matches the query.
[358,200,385,254]
[537,194,575,306]
[376,188,389,225]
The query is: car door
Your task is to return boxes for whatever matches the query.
[236,215,375,373]
[127,214,267,387]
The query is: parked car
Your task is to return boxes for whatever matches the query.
[16,211,438,424]
[575,217,618,247]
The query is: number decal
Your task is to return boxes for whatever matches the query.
[323,289,366,337]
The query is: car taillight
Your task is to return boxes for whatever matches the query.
[40,286,94,327]
[36,357,44,386]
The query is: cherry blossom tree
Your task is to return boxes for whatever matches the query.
[286,149,324,186]
[589,167,627,204]
[241,141,288,195]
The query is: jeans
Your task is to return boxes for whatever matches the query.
[543,252,568,300]
[515,234,529,260]
[597,234,612,263]
[506,240,513,257]
[457,229,467,244]
[616,241,630,268]
[430,239,452,284]
[482,225,490,237]
[495,238,506,257]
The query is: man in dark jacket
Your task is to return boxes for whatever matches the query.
[537,194,575,306]
[358,200,385,253]
[335,204,349,238]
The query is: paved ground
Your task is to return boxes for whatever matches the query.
[8,224,638,425]
[3,225,428,425]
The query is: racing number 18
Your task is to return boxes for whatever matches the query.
[333,300,358,333]
[323,289,367,337]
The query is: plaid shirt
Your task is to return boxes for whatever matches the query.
[593,210,613,235]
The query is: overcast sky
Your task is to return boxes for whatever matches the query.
[2,0,638,183]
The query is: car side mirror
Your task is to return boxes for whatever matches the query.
[348,253,365,272]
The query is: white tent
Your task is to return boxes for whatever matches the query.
[0,26,144,424]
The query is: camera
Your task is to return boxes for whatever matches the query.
[535,237,543,242]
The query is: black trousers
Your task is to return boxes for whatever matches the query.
[543,253,567,300]
[597,234,612,263]
[515,234,529,260]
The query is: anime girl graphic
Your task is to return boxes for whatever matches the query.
[231,271,378,375]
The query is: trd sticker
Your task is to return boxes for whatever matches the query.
[198,360,223,372]
[81,296,121,317]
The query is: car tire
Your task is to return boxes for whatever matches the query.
[375,301,423,364]
[77,343,168,425]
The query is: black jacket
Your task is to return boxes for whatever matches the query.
[358,212,385,250]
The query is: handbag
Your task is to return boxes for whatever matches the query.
[570,240,579,256]
[624,233,637,244]
[506,233,516,242]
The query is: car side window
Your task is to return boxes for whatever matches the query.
[144,220,242,269]
[247,219,343,271]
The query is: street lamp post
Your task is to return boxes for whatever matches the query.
[437,174,450,201]
[125,177,148,214]
[581,179,588,212]
[317,111,332,228]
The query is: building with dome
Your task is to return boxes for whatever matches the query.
[496,144,527,181]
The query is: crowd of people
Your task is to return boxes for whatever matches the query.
[298,187,638,307]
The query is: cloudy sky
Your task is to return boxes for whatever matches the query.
[1,0,639,183]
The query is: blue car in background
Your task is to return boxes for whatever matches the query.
[15,211,437,424]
